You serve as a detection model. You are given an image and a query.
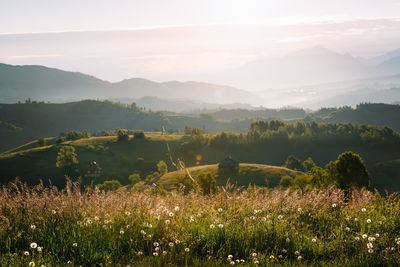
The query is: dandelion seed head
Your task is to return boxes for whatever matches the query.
[185,247,190,252]
[368,248,374,254]
[252,252,257,257]
[165,219,170,225]
[29,262,35,267]
[218,224,224,228]
[169,242,174,247]
[37,247,42,252]
[362,208,367,212]
[30,225,36,230]
[218,208,223,212]
[153,242,159,247]
[24,251,29,256]
[169,212,174,217]
[367,219,371,223]
[30,242,37,249]
[210,224,215,229]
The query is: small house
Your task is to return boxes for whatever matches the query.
[218,156,239,171]
[84,161,102,177]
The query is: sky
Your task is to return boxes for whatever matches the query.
[1,0,400,86]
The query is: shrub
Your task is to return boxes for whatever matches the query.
[197,172,217,195]
[97,180,122,191]
[117,129,129,141]
[279,175,293,188]
[133,130,145,139]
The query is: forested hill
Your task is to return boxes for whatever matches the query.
[310,103,400,131]
[0,100,253,152]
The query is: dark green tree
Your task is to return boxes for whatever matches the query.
[326,151,370,189]
[117,129,129,141]
[128,173,141,185]
[284,155,305,171]
[97,180,122,191]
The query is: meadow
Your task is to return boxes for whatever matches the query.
[2,180,400,266]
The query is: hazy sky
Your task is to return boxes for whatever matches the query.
[1,0,400,86]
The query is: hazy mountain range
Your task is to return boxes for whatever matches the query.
[1,46,400,109]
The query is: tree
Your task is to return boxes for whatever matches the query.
[303,157,316,172]
[326,151,370,189]
[279,175,293,188]
[308,166,330,188]
[37,138,46,147]
[293,174,310,190]
[128,173,141,185]
[133,130,145,139]
[284,155,305,171]
[97,180,122,191]
[157,160,168,176]
[197,172,217,195]
[117,129,129,141]
[56,146,78,169]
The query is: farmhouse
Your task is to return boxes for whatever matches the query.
[218,156,239,171]
[84,161,102,177]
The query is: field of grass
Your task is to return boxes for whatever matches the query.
[158,163,303,189]
[2,181,400,266]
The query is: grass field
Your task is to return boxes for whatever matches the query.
[1,181,400,266]
[158,163,303,189]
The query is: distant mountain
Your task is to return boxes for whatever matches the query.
[0,63,258,105]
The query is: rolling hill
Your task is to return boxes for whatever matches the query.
[157,163,303,189]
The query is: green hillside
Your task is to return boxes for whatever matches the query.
[158,163,303,189]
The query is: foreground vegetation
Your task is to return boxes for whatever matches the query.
[2,181,400,266]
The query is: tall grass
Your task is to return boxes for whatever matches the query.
[1,180,400,266]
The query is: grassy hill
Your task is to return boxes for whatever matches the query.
[158,163,302,189]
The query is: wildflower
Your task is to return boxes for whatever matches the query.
[345,227,350,231]
[30,225,36,230]
[120,230,125,235]
[29,262,35,267]
[153,252,158,256]
[236,259,240,263]
[24,251,30,256]
[163,251,167,255]
[362,234,367,239]
[185,247,190,252]
[228,255,233,259]
[125,211,131,216]
[282,249,287,253]
[354,218,359,221]
[174,206,180,211]
[270,255,275,259]
[190,215,195,222]
[138,251,143,255]
[278,215,283,219]
[355,237,360,241]
[175,239,180,244]
[375,233,380,238]
[169,242,174,247]
[41,265,46,267]
[397,240,400,245]
[250,216,255,220]
[367,243,373,249]
[30,242,37,249]
[210,224,215,229]
[278,255,283,258]
[140,230,146,235]
[312,238,317,242]
[346,217,350,221]
[252,252,257,257]
[165,220,170,225]
[37,247,42,252]
[147,234,152,238]
[254,260,259,264]
[297,208,302,212]
[367,219,371,223]
[169,212,174,217]
[332,203,337,208]
[361,208,367,212]
[240,259,245,263]
[67,261,72,265]
[294,251,300,256]
[52,210,56,214]
[218,208,223,212]
[230,261,235,265]
[218,224,224,228]
[262,217,267,221]
[368,237,375,241]
[297,256,302,260]
[368,249,374,254]
[155,247,160,252]
[153,242,159,247]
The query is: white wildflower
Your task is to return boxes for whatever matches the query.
[30,242,37,249]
